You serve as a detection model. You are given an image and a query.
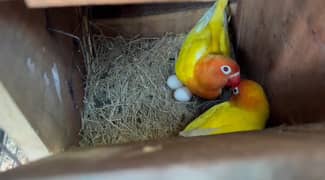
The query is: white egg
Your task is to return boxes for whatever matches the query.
[166,75,183,90]
[174,87,192,102]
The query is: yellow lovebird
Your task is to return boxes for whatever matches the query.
[172,0,239,100]
[179,80,270,137]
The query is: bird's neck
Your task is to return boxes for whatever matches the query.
[231,95,269,113]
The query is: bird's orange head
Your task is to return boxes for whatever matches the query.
[231,80,270,113]
[194,55,240,90]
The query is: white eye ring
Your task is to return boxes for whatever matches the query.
[220,65,232,75]
[232,87,240,95]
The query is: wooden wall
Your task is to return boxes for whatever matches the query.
[91,3,213,37]
[0,1,83,160]
[236,0,325,125]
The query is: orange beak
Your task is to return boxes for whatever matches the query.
[226,72,240,88]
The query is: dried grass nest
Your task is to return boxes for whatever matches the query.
[79,33,209,146]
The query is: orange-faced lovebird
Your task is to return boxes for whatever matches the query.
[167,0,240,101]
[180,80,270,137]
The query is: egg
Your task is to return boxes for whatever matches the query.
[174,87,192,102]
[167,75,183,90]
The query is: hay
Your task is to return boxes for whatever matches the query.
[79,33,204,146]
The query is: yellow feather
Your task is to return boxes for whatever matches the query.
[175,0,231,84]
[180,80,270,137]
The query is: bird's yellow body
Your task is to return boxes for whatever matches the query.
[175,0,231,85]
[180,80,270,137]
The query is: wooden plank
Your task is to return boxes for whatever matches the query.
[0,2,83,154]
[93,6,210,37]
[2,128,325,179]
[236,0,325,125]
[25,0,215,8]
[91,2,236,37]
[0,83,50,161]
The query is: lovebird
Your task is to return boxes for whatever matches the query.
[179,80,270,137]
[167,0,240,101]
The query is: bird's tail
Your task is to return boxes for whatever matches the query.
[179,128,219,137]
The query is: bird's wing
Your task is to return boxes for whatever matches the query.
[179,128,219,137]
[176,32,210,83]
[179,102,232,137]
[208,0,230,56]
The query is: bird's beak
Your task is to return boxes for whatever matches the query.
[226,72,240,88]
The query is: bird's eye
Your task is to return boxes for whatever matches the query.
[232,87,240,95]
[220,65,232,75]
